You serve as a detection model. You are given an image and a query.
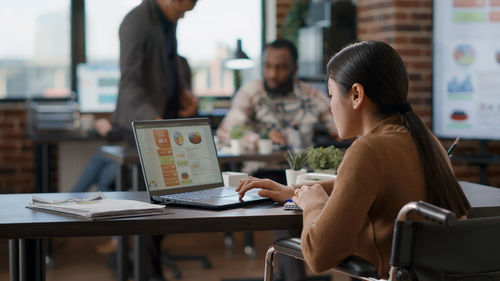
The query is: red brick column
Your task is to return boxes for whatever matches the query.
[276,0,293,37]
[0,105,36,193]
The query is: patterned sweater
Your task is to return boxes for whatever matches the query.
[216,79,336,148]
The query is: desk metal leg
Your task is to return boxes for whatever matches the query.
[117,236,129,281]
[9,239,19,281]
[115,163,123,191]
[35,143,51,193]
[131,164,139,191]
[479,164,488,185]
[134,235,147,281]
[244,232,256,258]
[19,239,45,281]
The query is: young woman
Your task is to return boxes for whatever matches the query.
[236,41,470,277]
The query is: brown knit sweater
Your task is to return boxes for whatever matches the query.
[300,115,434,277]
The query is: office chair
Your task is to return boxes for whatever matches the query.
[264,201,500,281]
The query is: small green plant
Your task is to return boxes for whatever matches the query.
[230,125,249,140]
[307,145,344,171]
[284,150,308,170]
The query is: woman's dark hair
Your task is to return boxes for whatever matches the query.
[327,41,470,217]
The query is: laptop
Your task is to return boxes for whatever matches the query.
[132,118,271,210]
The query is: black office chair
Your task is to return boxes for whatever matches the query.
[264,201,500,281]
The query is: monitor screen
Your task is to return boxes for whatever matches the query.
[77,64,120,113]
[433,0,500,140]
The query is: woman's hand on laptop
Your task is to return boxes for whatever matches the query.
[236,177,295,203]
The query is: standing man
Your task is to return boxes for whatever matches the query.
[114,1,198,280]
[114,0,198,146]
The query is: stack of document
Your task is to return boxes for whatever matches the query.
[27,192,168,220]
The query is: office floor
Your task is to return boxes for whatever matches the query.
[0,232,348,281]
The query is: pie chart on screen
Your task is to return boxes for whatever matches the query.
[454,44,475,67]
[450,110,468,121]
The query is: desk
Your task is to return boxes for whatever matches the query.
[100,145,288,191]
[2,181,500,281]
[27,131,103,193]
[101,145,287,166]
[1,192,300,281]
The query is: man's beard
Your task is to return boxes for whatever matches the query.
[264,75,294,97]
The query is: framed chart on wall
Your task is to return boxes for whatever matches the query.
[433,0,500,140]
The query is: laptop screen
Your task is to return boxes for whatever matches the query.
[133,118,224,196]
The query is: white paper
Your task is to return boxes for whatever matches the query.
[27,193,167,220]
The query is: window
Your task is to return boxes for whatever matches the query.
[85,0,141,64]
[0,0,262,100]
[177,0,262,97]
[0,0,71,99]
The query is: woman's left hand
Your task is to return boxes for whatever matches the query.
[292,184,329,211]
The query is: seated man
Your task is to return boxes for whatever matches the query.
[217,39,336,153]
[71,118,122,193]
[217,39,336,281]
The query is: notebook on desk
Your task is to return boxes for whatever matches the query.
[132,118,271,210]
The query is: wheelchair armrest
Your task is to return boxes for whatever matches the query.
[273,238,303,260]
[335,255,379,278]
[415,201,456,226]
[273,238,379,278]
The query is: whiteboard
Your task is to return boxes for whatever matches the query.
[433,0,500,140]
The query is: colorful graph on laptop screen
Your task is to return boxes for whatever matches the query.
[134,121,222,192]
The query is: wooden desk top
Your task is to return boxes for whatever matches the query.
[1,181,498,240]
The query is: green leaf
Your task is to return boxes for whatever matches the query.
[284,150,308,170]
[307,145,344,170]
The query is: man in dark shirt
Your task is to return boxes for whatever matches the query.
[114,1,198,280]
[114,0,198,146]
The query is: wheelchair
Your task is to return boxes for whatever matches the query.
[264,201,500,281]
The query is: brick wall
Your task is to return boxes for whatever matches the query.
[0,104,36,193]
[276,0,293,37]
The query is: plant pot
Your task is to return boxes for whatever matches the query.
[230,139,243,155]
[285,168,306,186]
[258,139,273,155]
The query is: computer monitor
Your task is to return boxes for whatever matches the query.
[77,64,120,113]
[432,1,500,140]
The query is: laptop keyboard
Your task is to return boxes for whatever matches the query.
[162,187,234,201]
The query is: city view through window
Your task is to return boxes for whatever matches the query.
[0,0,262,101]
[0,0,70,99]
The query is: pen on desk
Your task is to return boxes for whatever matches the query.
[447,137,460,157]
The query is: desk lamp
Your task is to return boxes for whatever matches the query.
[225,39,254,93]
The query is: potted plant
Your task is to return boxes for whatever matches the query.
[307,145,344,175]
[258,132,273,155]
[230,125,249,155]
[284,150,308,185]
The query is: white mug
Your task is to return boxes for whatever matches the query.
[222,171,248,187]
